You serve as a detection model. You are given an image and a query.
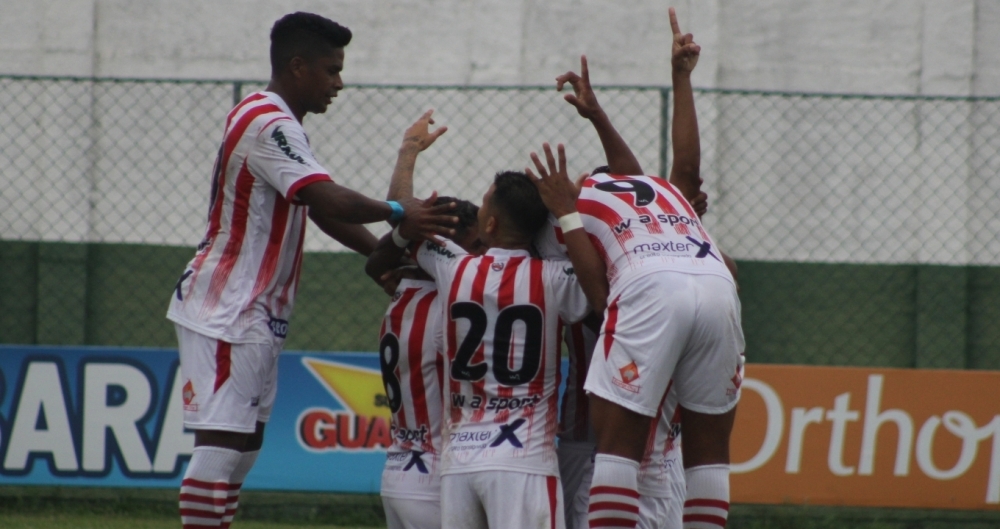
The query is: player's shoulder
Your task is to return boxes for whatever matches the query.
[418,239,467,262]
[540,258,578,283]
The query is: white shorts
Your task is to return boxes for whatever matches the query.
[383,496,441,529]
[584,272,744,417]
[557,441,594,529]
[441,471,565,529]
[175,324,282,433]
[637,494,683,529]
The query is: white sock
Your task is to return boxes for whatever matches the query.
[220,450,260,528]
[179,446,241,528]
[683,464,730,528]
[588,454,641,529]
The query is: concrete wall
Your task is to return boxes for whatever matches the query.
[3,0,1000,96]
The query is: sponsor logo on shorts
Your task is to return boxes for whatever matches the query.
[182,380,198,411]
[613,361,642,393]
[251,396,260,407]
[268,316,289,339]
[728,361,744,396]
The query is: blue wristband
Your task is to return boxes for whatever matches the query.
[386,200,405,222]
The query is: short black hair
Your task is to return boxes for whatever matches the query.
[434,196,479,238]
[490,171,549,239]
[591,165,610,175]
[270,12,352,75]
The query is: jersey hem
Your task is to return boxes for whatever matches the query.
[378,490,441,501]
[182,421,258,434]
[611,266,734,296]
[168,315,270,345]
[440,464,558,477]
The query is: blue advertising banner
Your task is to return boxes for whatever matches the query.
[0,345,393,492]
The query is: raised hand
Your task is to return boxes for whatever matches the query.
[556,55,604,121]
[397,193,457,243]
[691,190,708,217]
[527,143,580,218]
[670,7,700,74]
[401,109,448,152]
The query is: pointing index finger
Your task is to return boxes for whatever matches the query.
[580,55,590,85]
[669,7,681,36]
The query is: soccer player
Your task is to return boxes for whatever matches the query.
[166,13,455,529]
[367,166,609,529]
[530,9,744,529]
[377,196,481,529]
[375,110,484,529]
[539,179,697,529]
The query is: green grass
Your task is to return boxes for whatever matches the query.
[0,486,387,528]
[2,486,999,528]
[0,513,379,529]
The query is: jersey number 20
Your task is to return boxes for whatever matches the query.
[450,302,543,386]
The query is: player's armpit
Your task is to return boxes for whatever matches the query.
[365,233,409,285]
[562,228,609,314]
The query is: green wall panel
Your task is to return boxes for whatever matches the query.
[0,241,38,344]
[3,240,999,372]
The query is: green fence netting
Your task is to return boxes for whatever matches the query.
[1,76,998,370]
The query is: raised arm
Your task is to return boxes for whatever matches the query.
[667,6,702,201]
[298,177,456,244]
[557,56,643,176]
[387,109,448,202]
[528,143,609,313]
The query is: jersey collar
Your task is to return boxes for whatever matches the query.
[484,247,532,258]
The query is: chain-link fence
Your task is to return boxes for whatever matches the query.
[1,75,998,370]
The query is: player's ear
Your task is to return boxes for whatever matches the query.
[289,56,306,79]
[485,215,497,236]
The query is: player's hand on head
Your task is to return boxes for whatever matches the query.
[670,7,700,74]
[556,55,603,121]
[397,193,457,245]
[402,109,448,152]
[691,190,709,218]
[527,143,578,218]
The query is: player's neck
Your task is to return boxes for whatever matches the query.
[264,80,306,123]
[487,232,532,252]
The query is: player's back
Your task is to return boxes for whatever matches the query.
[577,173,732,290]
[415,240,589,477]
[379,278,445,500]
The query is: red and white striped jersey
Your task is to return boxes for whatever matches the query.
[415,239,590,477]
[379,279,445,500]
[167,92,332,343]
[577,174,733,291]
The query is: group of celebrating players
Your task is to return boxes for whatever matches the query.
[167,8,743,529]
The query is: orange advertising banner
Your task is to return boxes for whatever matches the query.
[730,365,1000,510]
